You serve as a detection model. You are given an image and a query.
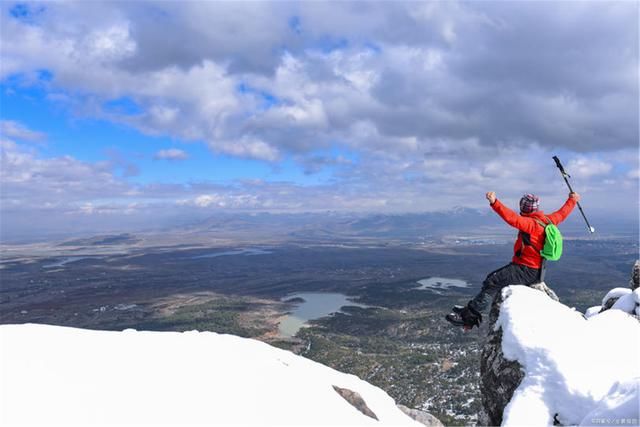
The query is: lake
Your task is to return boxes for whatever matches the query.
[278,292,368,338]
[191,248,273,259]
[415,277,471,292]
[42,256,92,269]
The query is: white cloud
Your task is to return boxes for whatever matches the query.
[154,148,188,161]
[81,24,137,64]
[0,2,637,237]
[567,157,613,179]
[192,194,260,209]
[1,133,637,241]
[0,120,46,142]
[213,136,280,162]
[3,1,636,163]
[0,139,129,205]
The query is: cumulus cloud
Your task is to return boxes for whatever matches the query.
[154,148,188,161]
[190,194,260,209]
[0,1,637,238]
[214,136,280,162]
[0,139,130,207]
[0,120,46,142]
[3,1,636,161]
[567,157,613,179]
[1,132,637,242]
[299,153,354,175]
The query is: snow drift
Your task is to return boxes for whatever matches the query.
[0,324,421,426]
[495,285,640,426]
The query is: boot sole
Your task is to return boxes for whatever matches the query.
[445,313,465,326]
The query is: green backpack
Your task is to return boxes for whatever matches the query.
[534,216,563,261]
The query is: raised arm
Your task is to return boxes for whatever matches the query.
[547,193,578,225]
[486,192,538,233]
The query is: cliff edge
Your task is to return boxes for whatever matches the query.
[480,262,640,426]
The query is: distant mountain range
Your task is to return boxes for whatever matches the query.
[180,207,501,242]
[4,206,636,246]
[57,233,140,247]
[181,206,636,243]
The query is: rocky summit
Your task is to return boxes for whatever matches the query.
[479,261,640,426]
[479,281,559,426]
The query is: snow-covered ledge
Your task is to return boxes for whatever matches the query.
[483,285,640,426]
[0,324,421,426]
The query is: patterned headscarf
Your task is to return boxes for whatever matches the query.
[519,194,540,214]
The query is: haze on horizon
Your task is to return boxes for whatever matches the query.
[1,1,638,241]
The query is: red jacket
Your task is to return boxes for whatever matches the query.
[491,198,576,269]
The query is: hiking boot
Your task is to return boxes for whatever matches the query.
[452,305,465,314]
[445,304,482,330]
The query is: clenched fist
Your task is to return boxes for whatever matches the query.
[569,192,581,202]
[486,191,496,204]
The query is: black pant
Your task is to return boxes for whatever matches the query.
[468,263,541,313]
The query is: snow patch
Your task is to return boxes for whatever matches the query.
[580,379,640,426]
[0,324,421,426]
[584,306,602,319]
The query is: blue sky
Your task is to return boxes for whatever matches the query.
[1,77,341,186]
[1,1,638,240]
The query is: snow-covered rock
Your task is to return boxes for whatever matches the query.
[611,289,640,316]
[397,404,444,426]
[482,285,640,426]
[601,287,632,308]
[585,260,640,318]
[479,281,560,425]
[480,285,529,426]
[528,281,560,302]
[0,324,422,426]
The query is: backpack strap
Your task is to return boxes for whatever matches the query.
[533,218,547,228]
[516,217,550,257]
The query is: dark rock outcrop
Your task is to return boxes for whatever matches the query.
[479,281,558,426]
[630,260,639,290]
[601,295,619,312]
[480,292,524,426]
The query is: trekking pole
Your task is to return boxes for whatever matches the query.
[552,156,595,233]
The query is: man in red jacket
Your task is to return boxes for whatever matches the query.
[446,191,580,329]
